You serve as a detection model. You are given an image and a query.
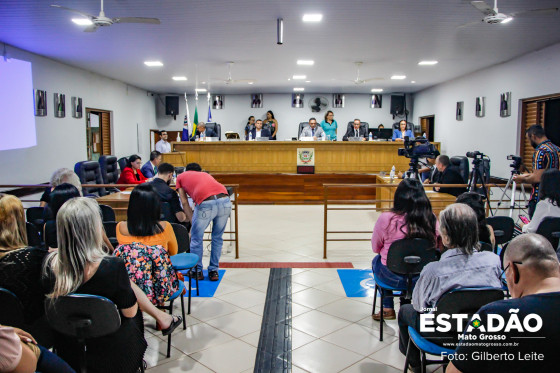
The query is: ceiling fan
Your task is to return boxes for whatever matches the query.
[213,62,255,85]
[349,62,383,85]
[51,0,160,32]
[459,0,558,28]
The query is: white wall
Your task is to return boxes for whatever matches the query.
[412,43,560,179]
[0,46,156,185]
[155,93,410,141]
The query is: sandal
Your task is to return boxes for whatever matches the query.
[161,315,182,336]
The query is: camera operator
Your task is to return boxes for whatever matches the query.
[513,125,560,217]
[429,155,467,197]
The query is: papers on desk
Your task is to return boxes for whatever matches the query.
[121,191,132,194]
[299,137,314,141]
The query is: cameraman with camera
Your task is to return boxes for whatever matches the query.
[513,125,560,217]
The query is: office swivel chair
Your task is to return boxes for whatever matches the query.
[74,161,107,197]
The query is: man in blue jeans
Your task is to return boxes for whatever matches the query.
[176,163,231,281]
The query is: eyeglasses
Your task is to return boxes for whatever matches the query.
[500,261,523,279]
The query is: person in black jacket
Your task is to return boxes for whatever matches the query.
[432,155,467,196]
[342,119,367,141]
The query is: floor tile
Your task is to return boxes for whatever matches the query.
[369,341,407,371]
[292,302,313,317]
[144,335,183,368]
[217,288,266,309]
[189,339,257,373]
[189,298,241,322]
[321,323,392,356]
[246,302,265,316]
[169,322,235,354]
[292,310,352,338]
[292,270,335,287]
[292,288,342,309]
[292,339,363,373]
[317,298,374,323]
[239,330,261,347]
[291,282,308,294]
[205,309,263,338]
[340,357,401,373]
[146,355,214,372]
[292,328,316,350]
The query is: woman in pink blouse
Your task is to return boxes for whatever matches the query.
[371,178,440,320]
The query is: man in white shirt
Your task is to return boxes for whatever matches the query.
[299,117,325,140]
[155,130,171,153]
[246,119,271,140]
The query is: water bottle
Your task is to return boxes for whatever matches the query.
[390,165,396,182]
[248,132,253,141]
[423,132,427,139]
[369,132,373,141]
[322,134,326,141]
[176,133,181,142]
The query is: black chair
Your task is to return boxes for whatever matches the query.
[103,221,118,249]
[487,216,515,252]
[346,121,370,134]
[0,287,26,329]
[479,242,493,252]
[26,206,45,242]
[391,121,414,131]
[99,204,116,222]
[298,122,309,138]
[44,294,139,373]
[450,156,469,184]
[404,287,504,373]
[117,157,128,172]
[204,122,222,140]
[174,167,185,176]
[26,222,42,247]
[372,238,437,341]
[99,155,121,193]
[161,202,177,224]
[74,161,107,197]
[536,217,560,250]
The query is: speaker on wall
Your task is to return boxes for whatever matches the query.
[165,96,179,117]
[390,95,405,116]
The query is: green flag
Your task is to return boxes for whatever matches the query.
[192,105,198,135]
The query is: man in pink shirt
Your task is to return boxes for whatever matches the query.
[176,163,231,281]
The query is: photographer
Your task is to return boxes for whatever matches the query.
[430,155,467,197]
[513,125,560,217]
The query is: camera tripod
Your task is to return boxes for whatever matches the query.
[495,169,528,217]
[403,157,421,180]
[468,157,492,215]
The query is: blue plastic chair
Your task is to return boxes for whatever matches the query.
[157,280,187,358]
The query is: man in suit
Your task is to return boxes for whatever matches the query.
[246,119,271,140]
[299,117,325,140]
[432,155,467,196]
[191,122,216,141]
[140,150,162,178]
[343,119,367,141]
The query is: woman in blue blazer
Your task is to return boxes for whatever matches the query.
[392,120,414,141]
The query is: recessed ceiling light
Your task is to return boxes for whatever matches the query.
[297,60,315,66]
[371,88,383,92]
[293,75,306,80]
[305,81,311,83]
[144,61,163,67]
[201,81,206,84]
[302,14,323,22]
[418,60,438,66]
[72,18,93,26]
[172,76,187,81]
[411,81,416,84]
[195,88,207,92]
[391,75,406,80]
[248,82,254,85]
[293,88,305,92]
[501,17,513,24]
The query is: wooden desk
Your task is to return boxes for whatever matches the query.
[97,191,131,222]
[171,141,440,174]
[161,152,186,167]
[376,176,455,216]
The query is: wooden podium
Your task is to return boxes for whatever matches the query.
[161,152,186,167]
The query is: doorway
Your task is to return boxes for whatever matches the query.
[85,108,112,161]
[419,115,435,142]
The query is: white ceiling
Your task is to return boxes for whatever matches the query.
[1,0,560,95]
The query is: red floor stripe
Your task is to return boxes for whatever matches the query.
[219,262,354,268]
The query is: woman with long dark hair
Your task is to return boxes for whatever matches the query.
[371,178,439,320]
[523,168,560,233]
[116,154,148,190]
[244,115,255,137]
[456,192,495,248]
[264,110,278,140]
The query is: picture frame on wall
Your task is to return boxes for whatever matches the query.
[456,101,464,121]
[72,97,83,118]
[475,96,485,117]
[251,94,263,108]
[34,89,47,116]
[212,95,224,109]
[292,94,304,108]
[371,94,382,108]
[54,93,65,118]
[500,92,511,117]
[333,94,345,108]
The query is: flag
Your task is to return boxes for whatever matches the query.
[181,94,190,141]
[192,105,198,136]
[207,104,213,122]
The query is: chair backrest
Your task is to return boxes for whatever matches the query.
[392,121,414,131]
[435,287,504,333]
[102,221,118,248]
[174,167,185,176]
[0,287,26,328]
[160,202,177,224]
[386,238,438,275]
[117,157,128,171]
[74,161,107,197]
[171,223,190,254]
[346,121,369,134]
[99,155,120,184]
[205,122,222,140]
[486,216,515,245]
[479,242,493,252]
[99,204,116,222]
[45,294,121,340]
[298,122,309,137]
[536,217,560,249]
[26,206,45,225]
[26,222,42,247]
[450,156,469,184]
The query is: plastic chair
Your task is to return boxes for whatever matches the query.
[487,216,515,251]
[102,221,118,249]
[372,238,437,341]
[404,287,504,373]
[26,222,42,247]
[536,217,560,250]
[170,223,200,315]
[156,281,187,358]
[44,294,142,373]
[0,287,26,328]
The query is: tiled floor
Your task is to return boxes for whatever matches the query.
[143,205,447,372]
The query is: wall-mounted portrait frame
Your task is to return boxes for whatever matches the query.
[475,96,485,118]
[292,94,304,108]
[72,96,83,118]
[333,94,345,108]
[54,93,65,118]
[456,101,464,121]
[251,94,263,108]
[371,94,382,109]
[500,92,511,117]
[212,95,224,109]
[34,89,47,116]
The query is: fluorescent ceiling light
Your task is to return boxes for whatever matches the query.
[411,81,416,84]
[248,82,254,85]
[371,88,383,92]
[144,61,163,67]
[305,81,311,83]
[195,88,207,92]
[293,88,305,92]
[501,17,513,24]
[293,75,306,80]
[72,18,93,26]
[418,60,438,66]
[297,60,314,66]
[172,76,187,81]
[302,14,323,22]
[391,75,406,80]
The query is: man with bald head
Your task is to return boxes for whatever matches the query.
[447,234,560,373]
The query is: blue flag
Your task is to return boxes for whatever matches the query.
[207,104,213,122]
[181,114,189,141]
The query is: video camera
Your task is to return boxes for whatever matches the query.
[507,155,523,173]
[466,151,486,159]
[397,137,440,159]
